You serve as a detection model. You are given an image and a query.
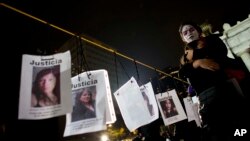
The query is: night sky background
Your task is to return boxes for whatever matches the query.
[2,0,250,69]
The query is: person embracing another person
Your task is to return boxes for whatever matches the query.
[178,21,249,141]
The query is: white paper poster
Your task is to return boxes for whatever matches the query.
[114,77,151,131]
[64,69,115,137]
[140,82,159,123]
[189,95,202,127]
[18,51,72,119]
[183,97,196,122]
[156,89,187,126]
[191,103,202,127]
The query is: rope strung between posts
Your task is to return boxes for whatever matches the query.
[1,3,188,84]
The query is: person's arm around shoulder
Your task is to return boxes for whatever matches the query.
[192,59,220,71]
[179,57,220,79]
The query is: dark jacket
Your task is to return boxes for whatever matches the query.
[179,34,229,94]
[71,101,96,122]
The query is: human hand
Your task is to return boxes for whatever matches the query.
[197,38,205,49]
[183,49,193,63]
[193,59,220,71]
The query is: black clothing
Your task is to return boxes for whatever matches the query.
[164,109,178,118]
[71,102,96,122]
[179,34,248,141]
[179,35,229,94]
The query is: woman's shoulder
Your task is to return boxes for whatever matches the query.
[31,94,38,107]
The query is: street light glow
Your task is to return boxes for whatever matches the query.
[101,134,109,141]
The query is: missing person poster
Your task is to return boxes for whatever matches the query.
[64,69,115,137]
[156,89,187,126]
[18,51,72,119]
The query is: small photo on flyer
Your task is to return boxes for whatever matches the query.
[160,97,178,118]
[31,65,61,107]
[71,86,96,122]
[156,89,187,126]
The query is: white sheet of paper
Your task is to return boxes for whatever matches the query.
[140,82,159,123]
[103,70,116,124]
[64,69,114,137]
[18,51,72,119]
[114,77,151,131]
[183,97,195,122]
[192,96,199,104]
[156,89,187,126]
[192,103,202,127]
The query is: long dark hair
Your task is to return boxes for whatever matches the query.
[162,98,175,111]
[32,66,60,103]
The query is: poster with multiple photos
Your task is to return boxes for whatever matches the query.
[18,51,72,120]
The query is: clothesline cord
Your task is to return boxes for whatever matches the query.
[1,3,188,84]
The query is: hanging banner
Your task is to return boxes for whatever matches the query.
[139,82,159,123]
[18,51,72,119]
[156,89,187,126]
[64,69,115,137]
[114,77,151,131]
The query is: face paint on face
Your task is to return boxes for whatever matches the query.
[181,25,200,43]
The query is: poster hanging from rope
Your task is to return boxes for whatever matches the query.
[183,96,196,122]
[114,77,152,131]
[183,96,201,127]
[18,51,72,119]
[64,69,115,137]
[156,89,187,126]
[139,82,159,123]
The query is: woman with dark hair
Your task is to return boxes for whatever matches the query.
[71,88,96,122]
[162,98,178,118]
[31,66,60,107]
[178,22,247,141]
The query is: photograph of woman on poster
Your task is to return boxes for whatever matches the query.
[71,87,96,122]
[161,98,178,118]
[142,91,154,116]
[31,66,60,107]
